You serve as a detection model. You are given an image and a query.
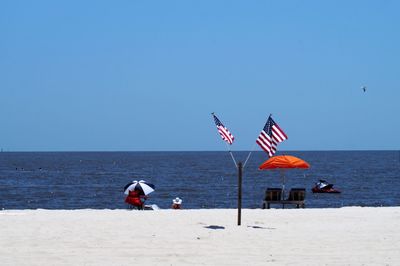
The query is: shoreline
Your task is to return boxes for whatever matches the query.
[1,207,399,265]
[1,204,398,210]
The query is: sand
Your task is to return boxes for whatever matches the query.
[0,207,399,266]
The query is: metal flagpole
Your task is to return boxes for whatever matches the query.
[225,142,238,168]
[237,161,243,225]
[210,112,240,225]
[243,143,256,169]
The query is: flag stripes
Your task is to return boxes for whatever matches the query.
[212,113,234,145]
[256,116,287,157]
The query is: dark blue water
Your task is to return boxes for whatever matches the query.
[0,151,399,209]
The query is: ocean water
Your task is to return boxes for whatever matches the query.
[0,151,399,209]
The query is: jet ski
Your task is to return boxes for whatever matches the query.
[312,179,341,193]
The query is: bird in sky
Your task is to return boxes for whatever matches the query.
[361,86,367,92]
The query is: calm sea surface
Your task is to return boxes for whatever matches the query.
[0,151,399,209]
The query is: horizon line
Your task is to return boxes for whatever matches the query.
[0,149,399,153]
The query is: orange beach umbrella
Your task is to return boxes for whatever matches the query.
[259,155,310,198]
[259,155,310,170]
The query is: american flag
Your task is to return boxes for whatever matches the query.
[256,115,288,157]
[212,113,234,145]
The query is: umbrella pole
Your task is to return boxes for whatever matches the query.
[237,161,243,226]
[280,170,285,200]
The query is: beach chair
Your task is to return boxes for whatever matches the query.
[262,188,282,209]
[285,188,305,208]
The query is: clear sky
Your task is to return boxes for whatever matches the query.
[1,1,399,151]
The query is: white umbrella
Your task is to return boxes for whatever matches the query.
[124,180,155,195]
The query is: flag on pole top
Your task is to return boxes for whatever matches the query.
[256,115,288,157]
[212,113,235,145]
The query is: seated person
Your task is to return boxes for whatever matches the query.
[125,190,147,210]
[171,197,182,209]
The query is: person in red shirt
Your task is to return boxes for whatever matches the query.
[125,190,147,210]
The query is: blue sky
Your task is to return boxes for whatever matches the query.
[1,1,399,151]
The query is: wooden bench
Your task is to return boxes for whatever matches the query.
[262,188,305,209]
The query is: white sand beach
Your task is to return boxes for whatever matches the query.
[0,207,399,266]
